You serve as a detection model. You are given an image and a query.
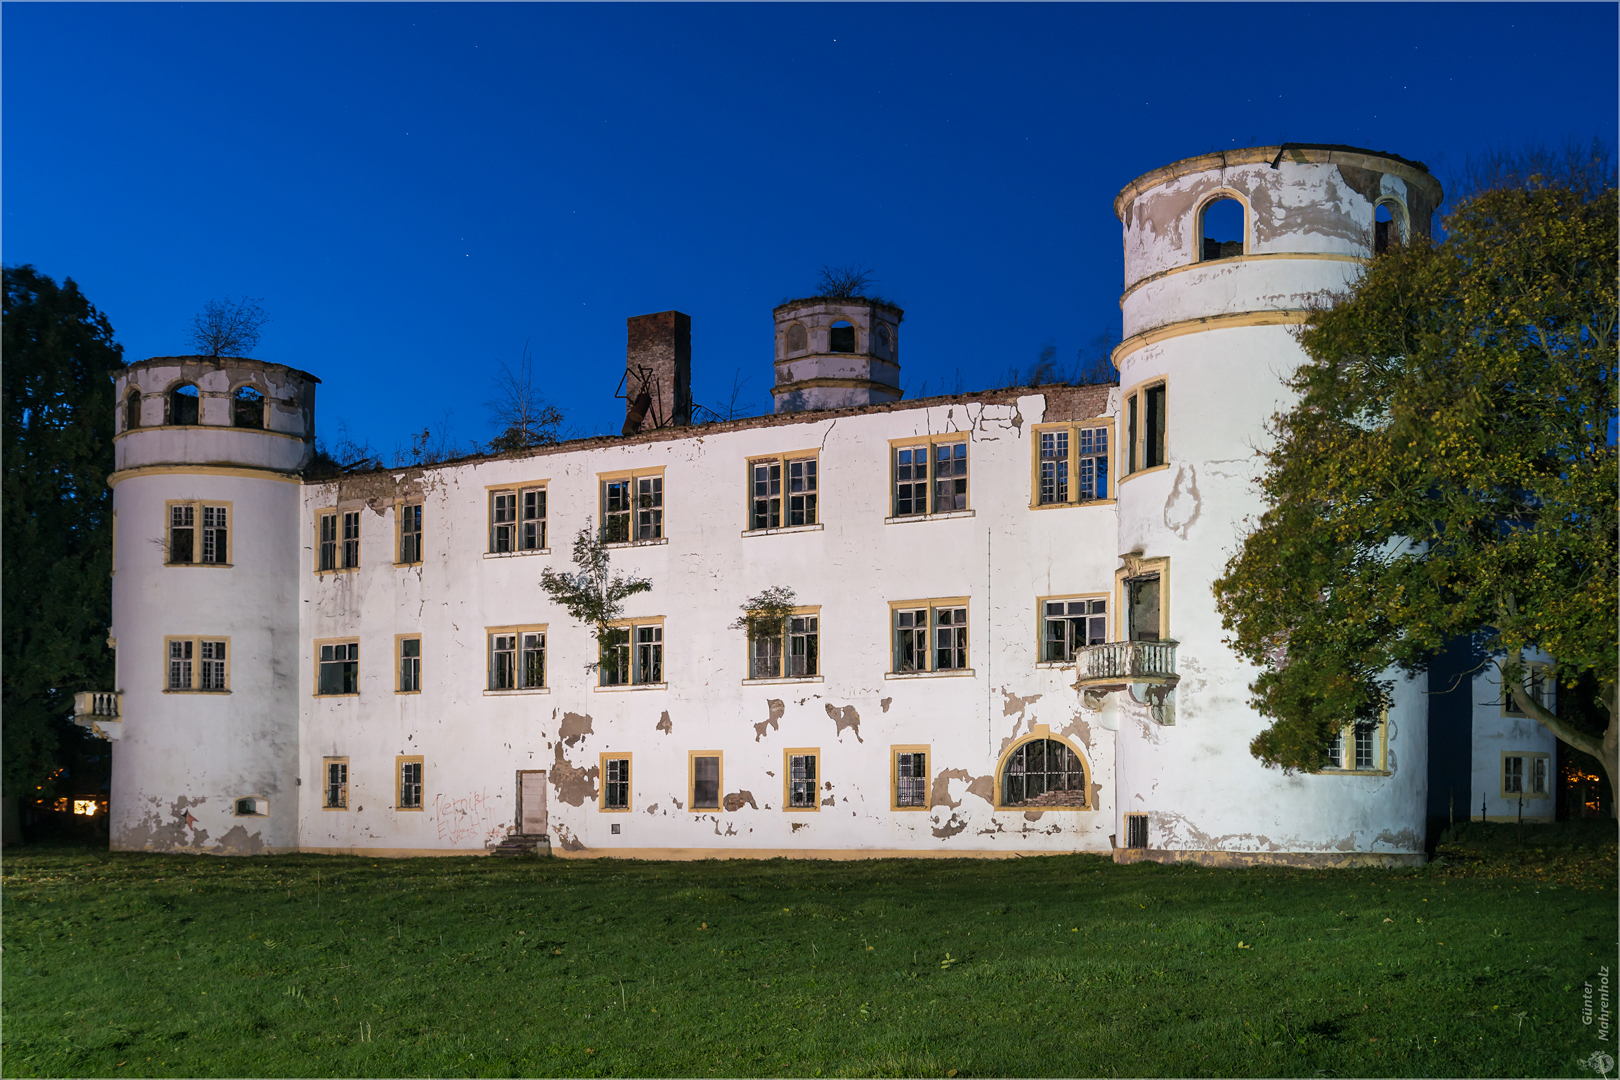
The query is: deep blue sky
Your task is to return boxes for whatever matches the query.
[7,3,1616,457]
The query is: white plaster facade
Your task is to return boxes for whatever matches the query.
[104,144,1517,864]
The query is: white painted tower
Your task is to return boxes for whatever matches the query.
[1105,145,1444,863]
[108,357,318,854]
[771,298,903,412]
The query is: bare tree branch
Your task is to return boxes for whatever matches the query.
[188,297,269,357]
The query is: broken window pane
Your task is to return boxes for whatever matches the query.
[895,608,928,672]
[1077,426,1108,500]
[895,751,927,807]
[789,753,817,808]
[1145,385,1166,469]
[399,760,423,809]
[319,642,359,695]
[399,503,422,564]
[751,630,783,680]
[201,505,228,564]
[200,640,227,689]
[521,488,546,550]
[602,480,631,543]
[325,760,348,809]
[932,441,968,512]
[491,491,516,552]
[1531,756,1548,795]
[399,637,421,692]
[521,632,545,689]
[1002,738,1086,807]
[1503,755,1524,794]
[934,606,967,670]
[1040,430,1068,504]
[635,476,663,540]
[341,511,360,568]
[1043,598,1106,662]
[752,460,781,530]
[169,504,194,564]
[600,627,630,686]
[168,639,193,689]
[1324,728,1344,769]
[893,447,927,516]
[692,755,720,809]
[319,512,337,571]
[491,634,517,690]
[788,615,818,677]
[636,625,663,683]
[604,758,630,809]
[788,458,817,526]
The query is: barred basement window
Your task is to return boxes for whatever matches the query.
[397,757,424,810]
[602,756,631,810]
[234,797,266,816]
[749,454,818,530]
[1000,738,1087,808]
[317,641,359,696]
[786,750,819,810]
[1042,597,1107,663]
[1125,813,1149,849]
[893,748,928,809]
[323,757,349,809]
[398,503,423,564]
[167,501,230,565]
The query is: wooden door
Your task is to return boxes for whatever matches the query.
[517,770,547,835]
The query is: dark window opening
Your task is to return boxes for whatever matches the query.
[1127,395,1138,474]
[1002,739,1087,807]
[126,391,142,431]
[235,798,263,816]
[169,383,200,426]
[1125,813,1148,849]
[692,755,720,810]
[1374,201,1403,256]
[1128,575,1161,642]
[1144,384,1166,468]
[319,642,359,695]
[1200,197,1244,261]
[232,386,264,428]
[829,321,856,353]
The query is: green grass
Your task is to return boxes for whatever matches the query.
[2,835,1614,1078]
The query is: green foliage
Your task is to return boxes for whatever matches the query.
[729,585,798,642]
[2,266,122,801]
[2,843,1612,1076]
[1214,184,1618,777]
[539,522,652,672]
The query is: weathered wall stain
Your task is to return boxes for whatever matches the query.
[549,743,599,806]
[825,704,863,742]
[755,699,784,742]
[118,795,210,853]
[879,697,892,713]
[791,821,807,833]
[723,790,758,811]
[930,769,967,809]
[1002,689,1042,718]
[655,711,672,733]
[559,712,594,747]
[211,824,264,855]
[932,814,967,839]
[1163,464,1201,539]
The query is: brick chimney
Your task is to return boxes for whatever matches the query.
[622,311,692,434]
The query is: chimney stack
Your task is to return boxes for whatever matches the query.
[622,311,692,435]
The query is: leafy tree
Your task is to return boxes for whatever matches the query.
[730,586,798,640]
[188,296,268,357]
[2,266,123,804]
[540,522,652,676]
[1213,179,1618,787]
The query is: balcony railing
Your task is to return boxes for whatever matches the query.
[73,691,123,740]
[1071,640,1178,688]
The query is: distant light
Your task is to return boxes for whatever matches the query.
[74,800,98,816]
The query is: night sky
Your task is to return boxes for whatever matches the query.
[6,3,1616,457]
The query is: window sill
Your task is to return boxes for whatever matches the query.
[396,690,422,696]
[395,807,424,813]
[314,567,360,576]
[394,560,424,568]
[483,549,551,560]
[321,806,349,812]
[593,682,668,693]
[994,804,1093,812]
[783,806,820,813]
[166,562,233,569]
[742,675,824,686]
[884,509,975,525]
[162,688,232,695]
[741,523,824,538]
[598,806,632,814]
[1027,498,1116,511]
[482,687,551,697]
[313,693,360,699]
[1317,769,1392,777]
[1119,464,1171,485]
[884,668,975,681]
[602,538,668,549]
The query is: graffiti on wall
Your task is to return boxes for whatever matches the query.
[434,788,499,846]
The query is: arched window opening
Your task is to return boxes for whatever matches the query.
[785,323,808,354]
[169,383,200,426]
[233,386,265,429]
[1002,739,1087,808]
[1374,200,1406,255]
[125,390,142,431]
[829,320,856,353]
[874,324,892,357]
[1200,197,1244,261]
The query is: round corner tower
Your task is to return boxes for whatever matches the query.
[771,298,903,413]
[1107,145,1443,865]
[108,356,319,854]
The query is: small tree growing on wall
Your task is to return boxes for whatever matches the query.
[731,586,798,679]
[188,296,269,357]
[540,521,652,677]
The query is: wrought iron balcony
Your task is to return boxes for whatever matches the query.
[1070,640,1178,689]
[73,691,123,740]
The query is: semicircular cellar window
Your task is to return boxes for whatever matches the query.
[1200,197,1244,261]
[829,320,856,353]
[785,322,808,354]
[125,390,142,431]
[169,383,200,426]
[1002,738,1087,808]
[233,386,265,429]
[1374,200,1407,255]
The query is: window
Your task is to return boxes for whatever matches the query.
[165,636,229,692]
[747,608,820,681]
[323,757,349,809]
[398,503,423,564]
[489,484,547,553]
[317,511,338,572]
[748,454,818,530]
[397,756,424,810]
[341,511,360,568]
[784,749,819,811]
[689,752,722,811]
[599,619,663,688]
[1042,597,1108,662]
[1501,753,1551,799]
[317,641,359,696]
[892,747,929,810]
[1124,813,1149,849]
[1000,738,1088,808]
[1502,661,1557,717]
[234,797,266,816]
[488,627,545,690]
[1032,422,1111,507]
[167,501,230,565]
[1199,196,1244,261]
[601,755,631,811]
[601,470,664,543]
[891,438,969,518]
[1321,713,1387,773]
[125,390,142,431]
[829,320,855,353]
[232,386,264,429]
[168,383,200,426]
[398,635,421,693]
[891,600,969,675]
[1124,382,1167,476]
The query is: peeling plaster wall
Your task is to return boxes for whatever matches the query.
[297,390,1119,856]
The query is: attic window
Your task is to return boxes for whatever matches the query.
[233,386,264,429]
[1199,197,1244,261]
[829,321,856,353]
[1374,200,1407,255]
[169,383,200,426]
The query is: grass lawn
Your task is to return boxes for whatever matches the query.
[3,824,1614,1078]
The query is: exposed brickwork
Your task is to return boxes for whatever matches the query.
[624,311,692,433]
[1006,788,1089,808]
[1038,383,1112,422]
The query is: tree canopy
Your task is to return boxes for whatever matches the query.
[1213,180,1618,786]
[2,266,123,801]
[188,296,268,357]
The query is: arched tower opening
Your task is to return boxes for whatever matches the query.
[1199,196,1246,261]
